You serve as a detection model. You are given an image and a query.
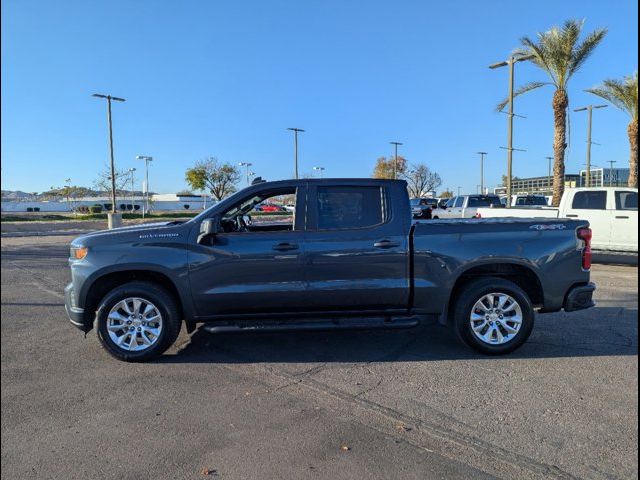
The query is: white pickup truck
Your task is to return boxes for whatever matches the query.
[475,187,638,253]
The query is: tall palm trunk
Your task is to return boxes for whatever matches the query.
[628,118,638,188]
[551,89,569,206]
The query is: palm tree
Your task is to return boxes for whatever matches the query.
[587,72,638,188]
[497,20,607,206]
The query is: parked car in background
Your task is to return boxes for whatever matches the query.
[410,198,437,219]
[475,187,638,253]
[254,203,285,212]
[65,178,595,361]
[434,194,504,219]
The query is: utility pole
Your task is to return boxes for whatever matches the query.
[92,94,125,216]
[287,128,304,179]
[457,186,462,197]
[477,152,487,194]
[489,54,533,208]
[390,142,403,179]
[574,104,607,188]
[136,155,153,218]
[607,160,617,186]
[238,162,253,186]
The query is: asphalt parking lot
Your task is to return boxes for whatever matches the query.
[1,233,638,480]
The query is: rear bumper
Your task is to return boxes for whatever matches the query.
[64,283,87,331]
[564,282,596,312]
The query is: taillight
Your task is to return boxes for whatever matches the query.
[577,227,592,270]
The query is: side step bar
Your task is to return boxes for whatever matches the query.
[203,316,420,334]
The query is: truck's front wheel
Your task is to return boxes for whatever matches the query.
[95,281,181,362]
[453,277,534,355]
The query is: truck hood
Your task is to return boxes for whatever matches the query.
[71,221,190,247]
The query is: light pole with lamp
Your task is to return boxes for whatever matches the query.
[390,142,403,179]
[313,166,325,178]
[135,155,153,217]
[128,168,136,212]
[238,162,253,186]
[574,104,608,188]
[92,93,126,227]
[287,128,305,179]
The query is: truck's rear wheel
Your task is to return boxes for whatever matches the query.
[453,277,534,355]
[95,281,181,362]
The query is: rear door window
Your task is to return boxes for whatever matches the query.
[571,191,607,210]
[316,186,384,230]
[467,196,501,207]
[454,197,464,208]
[615,191,638,210]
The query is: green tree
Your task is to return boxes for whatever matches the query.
[373,156,408,179]
[185,157,241,201]
[497,19,607,206]
[587,72,638,187]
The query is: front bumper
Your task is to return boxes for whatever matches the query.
[64,283,86,331]
[564,282,596,312]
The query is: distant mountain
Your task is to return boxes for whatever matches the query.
[1,190,34,199]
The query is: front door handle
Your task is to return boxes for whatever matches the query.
[273,242,298,251]
[566,214,579,218]
[615,215,629,219]
[373,239,400,249]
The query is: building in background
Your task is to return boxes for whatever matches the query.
[579,168,630,188]
[494,174,581,196]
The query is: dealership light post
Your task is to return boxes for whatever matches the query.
[489,54,533,208]
[136,155,153,217]
[238,162,253,186]
[92,93,125,221]
[477,151,487,194]
[287,128,304,179]
[608,160,617,186]
[390,141,403,179]
[574,104,608,188]
[128,168,136,210]
[313,166,325,178]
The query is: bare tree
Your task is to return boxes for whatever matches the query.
[93,166,131,195]
[403,164,442,198]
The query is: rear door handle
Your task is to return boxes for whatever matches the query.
[566,214,579,218]
[615,215,629,219]
[373,239,400,249]
[273,242,298,251]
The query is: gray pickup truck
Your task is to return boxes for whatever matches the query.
[65,178,595,361]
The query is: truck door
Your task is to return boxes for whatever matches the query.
[303,183,410,311]
[610,190,638,251]
[563,190,610,250]
[188,185,308,316]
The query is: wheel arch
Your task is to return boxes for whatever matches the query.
[80,267,191,332]
[442,262,544,325]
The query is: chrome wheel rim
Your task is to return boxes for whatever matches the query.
[469,293,523,345]
[107,297,163,352]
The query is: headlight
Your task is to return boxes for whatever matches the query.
[70,246,88,260]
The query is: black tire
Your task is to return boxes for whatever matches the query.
[452,277,534,355]
[95,281,181,362]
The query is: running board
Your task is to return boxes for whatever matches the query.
[203,316,420,334]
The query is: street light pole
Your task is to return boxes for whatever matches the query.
[489,54,533,208]
[608,160,617,186]
[477,152,487,194]
[545,156,554,193]
[92,94,125,214]
[136,155,153,217]
[574,104,607,187]
[128,168,136,211]
[238,162,253,186]
[313,166,325,178]
[390,142,403,179]
[457,186,462,197]
[287,128,305,179]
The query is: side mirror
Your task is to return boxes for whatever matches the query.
[197,217,218,245]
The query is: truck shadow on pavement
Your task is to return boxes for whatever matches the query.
[160,306,638,364]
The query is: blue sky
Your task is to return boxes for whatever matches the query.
[1,0,637,194]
